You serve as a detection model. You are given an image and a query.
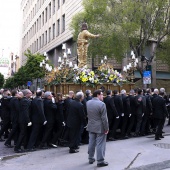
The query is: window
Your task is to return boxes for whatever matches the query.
[42,12,44,26]
[37,19,39,31]
[53,0,55,14]
[42,34,44,46]
[39,15,41,28]
[49,27,51,42]
[49,3,51,18]
[52,23,55,39]
[34,22,37,33]
[58,0,60,9]
[62,14,65,32]
[45,7,48,23]
[45,30,47,44]
[39,36,41,48]
[57,19,60,36]
[37,39,38,51]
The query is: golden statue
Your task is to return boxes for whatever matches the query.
[77,23,101,68]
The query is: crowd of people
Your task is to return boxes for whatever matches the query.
[0,87,169,160]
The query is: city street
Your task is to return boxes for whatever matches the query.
[0,123,170,170]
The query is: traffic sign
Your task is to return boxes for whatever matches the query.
[143,71,151,84]
[27,81,32,86]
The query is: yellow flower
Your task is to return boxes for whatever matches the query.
[90,71,94,76]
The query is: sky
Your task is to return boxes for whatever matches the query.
[0,0,21,56]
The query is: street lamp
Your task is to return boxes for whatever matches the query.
[57,43,78,82]
[40,52,52,80]
[123,50,138,83]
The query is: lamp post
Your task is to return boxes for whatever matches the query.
[123,51,138,83]
[100,56,109,70]
[40,52,52,81]
[57,43,77,82]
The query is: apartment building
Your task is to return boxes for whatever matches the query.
[20,0,83,66]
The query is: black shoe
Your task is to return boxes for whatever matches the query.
[155,137,161,140]
[39,144,48,149]
[97,161,108,167]
[4,143,13,148]
[0,138,5,142]
[14,148,24,153]
[140,133,146,136]
[162,131,165,133]
[74,146,79,149]
[108,137,116,141]
[89,159,95,164]
[26,148,36,152]
[160,135,164,138]
[40,146,48,149]
[69,149,79,153]
[133,133,139,137]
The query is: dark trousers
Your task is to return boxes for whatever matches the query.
[27,123,42,149]
[121,115,129,137]
[140,113,149,134]
[135,114,143,134]
[41,123,54,145]
[15,123,27,149]
[110,117,120,138]
[0,118,11,137]
[126,114,135,135]
[68,127,80,149]
[154,118,165,137]
[5,122,18,145]
[51,122,63,144]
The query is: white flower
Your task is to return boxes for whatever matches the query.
[76,76,80,80]
[89,77,94,83]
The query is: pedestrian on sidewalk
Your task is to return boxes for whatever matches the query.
[86,89,109,167]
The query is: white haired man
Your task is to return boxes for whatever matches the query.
[67,92,86,153]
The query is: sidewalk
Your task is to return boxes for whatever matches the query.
[0,125,170,170]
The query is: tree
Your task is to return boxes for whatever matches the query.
[4,50,51,88]
[3,77,15,89]
[0,73,4,88]
[24,50,47,81]
[70,0,170,74]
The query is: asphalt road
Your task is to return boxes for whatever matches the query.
[0,123,170,170]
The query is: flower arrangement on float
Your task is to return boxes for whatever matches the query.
[46,64,126,86]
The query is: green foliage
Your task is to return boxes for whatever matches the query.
[0,73,4,88]
[4,50,50,88]
[24,50,46,80]
[3,77,16,89]
[156,36,170,70]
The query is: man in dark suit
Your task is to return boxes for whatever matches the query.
[113,90,124,139]
[85,89,93,101]
[126,89,136,137]
[133,89,145,137]
[67,91,86,153]
[26,90,47,151]
[0,89,11,142]
[14,89,32,153]
[104,90,119,141]
[152,92,168,140]
[4,90,20,147]
[120,89,131,139]
[140,88,152,135]
[40,91,57,148]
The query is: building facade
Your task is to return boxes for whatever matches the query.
[20,0,83,66]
